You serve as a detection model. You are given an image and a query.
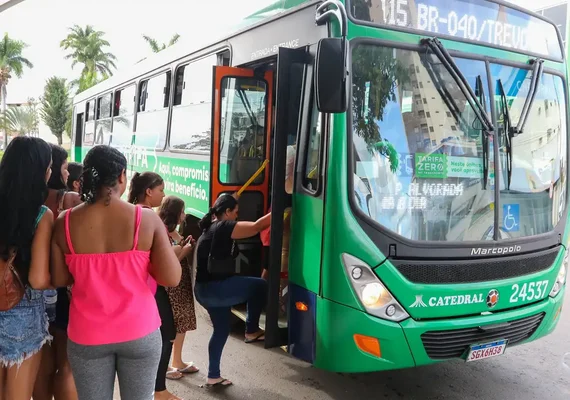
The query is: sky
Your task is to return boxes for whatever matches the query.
[0,0,272,103]
[0,0,564,120]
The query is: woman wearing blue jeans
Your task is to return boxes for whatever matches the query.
[195,194,271,388]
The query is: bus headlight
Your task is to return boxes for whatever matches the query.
[342,254,409,322]
[549,249,568,298]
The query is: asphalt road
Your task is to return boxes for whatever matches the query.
[115,293,570,400]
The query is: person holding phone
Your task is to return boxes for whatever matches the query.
[158,196,200,379]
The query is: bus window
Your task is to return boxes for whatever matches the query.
[170,55,217,152]
[96,93,112,120]
[112,85,136,147]
[219,77,267,185]
[84,100,95,145]
[303,104,322,192]
[95,93,112,145]
[135,71,171,150]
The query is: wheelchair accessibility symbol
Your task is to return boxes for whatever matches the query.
[502,204,520,232]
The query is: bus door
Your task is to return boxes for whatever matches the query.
[72,106,84,162]
[210,66,274,278]
[265,47,309,349]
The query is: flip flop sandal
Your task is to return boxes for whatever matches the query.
[244,332,265,344]
[166,370,183,380]
[203,378,233,389]
[177,362,199,374]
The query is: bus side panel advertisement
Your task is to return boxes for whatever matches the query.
[120,144,211,216]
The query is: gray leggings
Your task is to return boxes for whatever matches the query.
[67,330,162,400]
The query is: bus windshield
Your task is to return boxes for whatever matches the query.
[350,44,567,242]
[494,64,567,239]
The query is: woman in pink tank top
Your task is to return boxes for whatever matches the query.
[50,145,182,400]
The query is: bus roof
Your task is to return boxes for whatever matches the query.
[73,0,318,105]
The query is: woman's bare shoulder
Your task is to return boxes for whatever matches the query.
[139,206,162,228]
[64,191,82,209]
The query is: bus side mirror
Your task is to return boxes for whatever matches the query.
[315,38,348,114]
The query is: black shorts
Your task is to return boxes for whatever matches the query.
[155,285,176,342]
[53,287,70,331]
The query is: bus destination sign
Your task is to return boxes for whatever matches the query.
[351,0,563,59]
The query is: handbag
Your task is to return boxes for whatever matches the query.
[0,250,25,311]
[207,222,237,278]
[0,206,47,311]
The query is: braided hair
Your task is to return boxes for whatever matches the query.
[80,145,127,205]
[198,194,238,232]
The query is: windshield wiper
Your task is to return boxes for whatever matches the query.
[421,38,494,132]
[512,58,544,137]
[496,58,543,190]
[421,37,494,188]
[476,76,489,190]
[497,79,513,190]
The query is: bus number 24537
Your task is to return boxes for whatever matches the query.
[509,280,549,303]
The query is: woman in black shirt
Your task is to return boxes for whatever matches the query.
[195,194,270,388]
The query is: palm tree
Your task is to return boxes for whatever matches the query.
[143,33,180,53]
[0,33,33,148]
[4,106,36,137]
[60,25,117,93]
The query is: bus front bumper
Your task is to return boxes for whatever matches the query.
[313,288,565,373]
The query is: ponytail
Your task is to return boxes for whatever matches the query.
[199,194,238,232]
[128,171,163,205]
[199,208,215,232]
[127,172,142,204]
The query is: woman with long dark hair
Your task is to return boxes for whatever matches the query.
[50,145,182,400]
[158,196,199,378]
[0,136,54,400]
[34,144,81,400]
[195,194,270,388]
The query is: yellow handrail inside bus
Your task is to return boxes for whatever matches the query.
[237,159,269,196]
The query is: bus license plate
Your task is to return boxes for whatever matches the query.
[466,339,507,362]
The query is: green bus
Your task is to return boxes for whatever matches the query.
[71,0,568,373]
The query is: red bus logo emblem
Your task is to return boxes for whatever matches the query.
[486,290,499,308]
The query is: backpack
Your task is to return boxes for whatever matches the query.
[0,206,47,311]
[0,249,24,311]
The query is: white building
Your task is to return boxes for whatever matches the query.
[533,1,567,47]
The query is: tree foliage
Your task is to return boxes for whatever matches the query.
[24,97,39,137]
[143,33,180,53]
[40,77,71,145]
[0,33,33,81]
[60,25,117,94]
[4,106,37,136]
[352,45,409,153]
[0,33,33,147]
